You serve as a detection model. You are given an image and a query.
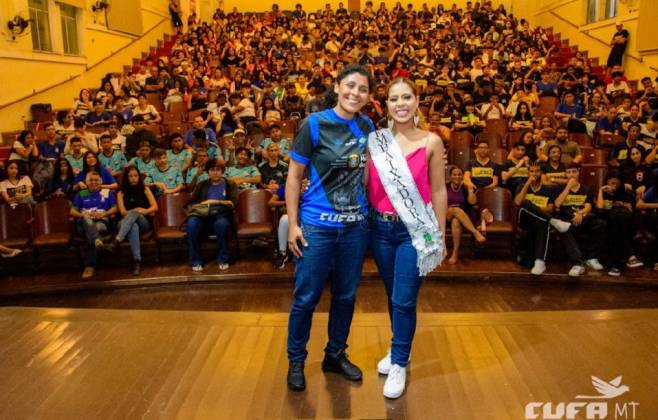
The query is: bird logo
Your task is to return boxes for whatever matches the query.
[575,376,630,399]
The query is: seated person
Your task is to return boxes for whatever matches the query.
[125,115,159,159]
[595,105,622,137]
[595,173,638,276]
[184,115,218,146]
[85,100,112,128]
[132,93,161,123]
[222,127,252,165]
[64,118,99,154]
[186,158,234,272]
[258,124,290,162]
[101,121,127,152]
[454,101,486,135]
[464,140,499,190]
[70,171,118,279]
[166,133,192,175]
[258,142,288,190]
[541,145,567,186]
[609,124,645,167]
[45,158,75,200]
[479,94,506,120]
[554,91,584,124]
[268,182,290,269]
[186,147,210,191]
[108,166,158,276]
[637,173,658,271]
[73,151,118,192]
[98,134,127,180]
[445,165,486,264]
[620,146,653,201]
[225,147,261,191]
[0,161,35,205]
[514,162,572,275]
[145,148,184,196]
[554,163,607,276]
[191,129,221,159]
[541,126,582,165]
[128,140,157,178]
[9,130,39,175]
[65,136,86,175]
[501,142,530,192]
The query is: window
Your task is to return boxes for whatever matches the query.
[60,4,79,55]
[606,0,618,19]
[28,0,52,51]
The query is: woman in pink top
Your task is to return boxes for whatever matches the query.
[367,78,447,399]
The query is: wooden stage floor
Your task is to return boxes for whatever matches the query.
[1,306,656,419]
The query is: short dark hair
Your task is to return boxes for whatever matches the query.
[235,147,252,158]
[205,158,225,172]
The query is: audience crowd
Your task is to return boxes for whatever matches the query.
[1,1,657,279]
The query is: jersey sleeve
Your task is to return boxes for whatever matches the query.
[290,116,314,165]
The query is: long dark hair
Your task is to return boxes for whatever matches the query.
[17,130,33,145]
[53,158,74,182]
[121,165,145,194]
[81,151,102,174]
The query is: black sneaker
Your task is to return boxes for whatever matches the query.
[287,361,305,391]
[274,250,289,269]
[321,352,362,381]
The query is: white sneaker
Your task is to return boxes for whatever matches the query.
[191,265,203,272]
[568,264,586,277]
[585,258,604,271]
[383,364,407,399]
[530,259,546,275]
[549,218,571,233]
[377,349,392,375]
[378,349,410,375]
[626,256,644,268]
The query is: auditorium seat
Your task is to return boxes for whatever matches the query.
[598,133,624,148]
[0,203,32,250]
[569,133,594,147]
[475,187,515,257]
[580,147,609,165]
[489,148,508,165]
[279,120,298,139]
[449,147,471,170]
[153,192,190,261]
[537,96,559,116]
[580,165,607,191]
[485,118,508,139]
[31,198,72,264]
[235,189,275,256]
[476,132,504,149]
[450,131,474,149]
[169,102,187,117]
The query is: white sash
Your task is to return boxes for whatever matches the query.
[368,128,444,276]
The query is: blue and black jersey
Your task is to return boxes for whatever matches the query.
[290,109,375,228]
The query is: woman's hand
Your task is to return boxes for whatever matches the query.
[288,224,307,258]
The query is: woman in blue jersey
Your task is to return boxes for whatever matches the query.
[286,64,375,391]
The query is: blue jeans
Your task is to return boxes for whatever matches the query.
[287,221,370,362]
[116,210,151,262]
[370,216,423,367]
[77,216,109,267]
[186,215,231,266]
